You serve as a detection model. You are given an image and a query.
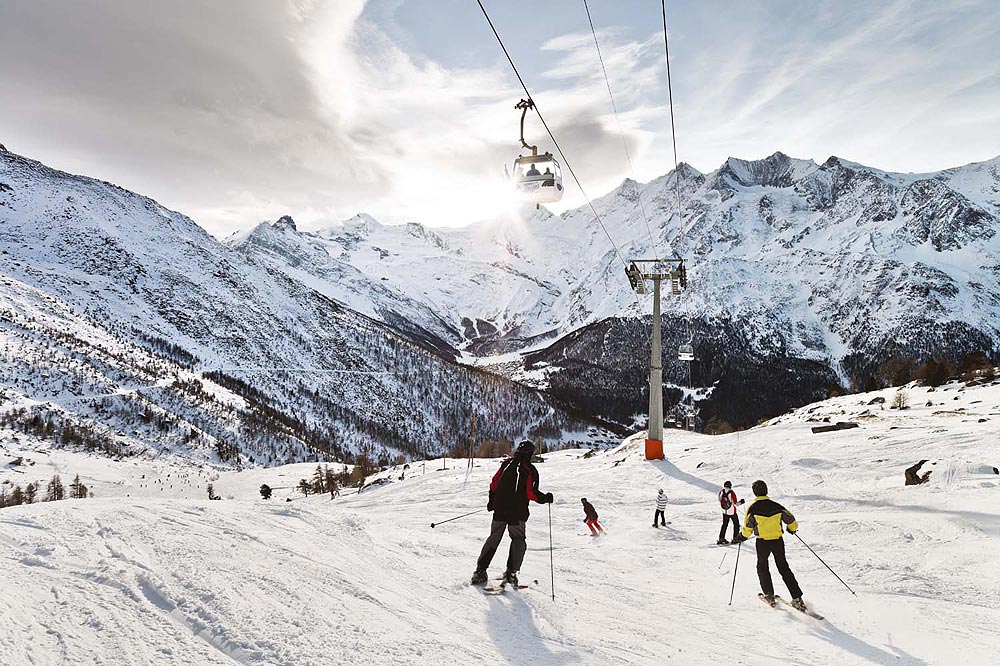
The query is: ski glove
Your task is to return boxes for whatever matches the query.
[540,492,554,504]
[739,499,745,505]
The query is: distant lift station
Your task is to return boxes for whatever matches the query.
[511,99,564,206]
[626,258,687,460]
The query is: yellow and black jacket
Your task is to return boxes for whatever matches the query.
[741,496,798,541]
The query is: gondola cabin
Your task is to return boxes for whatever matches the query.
[678,343,694,361]
[513,153,563,204]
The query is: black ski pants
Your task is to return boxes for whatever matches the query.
[719,513,740,541]
[755,537,803,599]
[476,519,527,574]
[653,509,666,526]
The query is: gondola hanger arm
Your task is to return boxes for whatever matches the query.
[514,98,538,155]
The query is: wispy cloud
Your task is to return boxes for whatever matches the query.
[0,0,996,236]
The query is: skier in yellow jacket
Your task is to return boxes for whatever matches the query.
[741,479,807,611]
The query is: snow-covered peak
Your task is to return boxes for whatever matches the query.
[715,151,818,190]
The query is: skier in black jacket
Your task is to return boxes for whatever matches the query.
[472,441,553,586]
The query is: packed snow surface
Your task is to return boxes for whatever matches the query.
[2,379,999,665]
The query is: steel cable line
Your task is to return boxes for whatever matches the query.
[475,0,628,272]
[660,0,686,247]
[582,0,660,261]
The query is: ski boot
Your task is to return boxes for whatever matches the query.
[790,597,807,612]
[471,570,488,585]
[717,538,730,545]
[503,570,519,586]
[762,593,776,607]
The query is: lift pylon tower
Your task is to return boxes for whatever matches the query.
[626,258,687,460]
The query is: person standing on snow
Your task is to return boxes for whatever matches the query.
[717,480,745,544]
[581,498,604,535]
[472,441,553,586]
[741,479,808,611]
[653,488,668,527]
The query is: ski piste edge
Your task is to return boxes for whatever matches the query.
[759,594,825,620]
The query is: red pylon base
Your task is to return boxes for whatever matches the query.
[644,439,664,460]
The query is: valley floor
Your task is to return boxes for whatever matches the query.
[2,381,1000,665]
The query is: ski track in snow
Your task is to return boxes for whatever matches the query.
[2,381,1000,664]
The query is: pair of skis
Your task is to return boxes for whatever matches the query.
[481,576,535,595]
[758,593,824,620]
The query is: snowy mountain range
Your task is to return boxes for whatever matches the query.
[230,151,1000,426]
[0,146,603,469]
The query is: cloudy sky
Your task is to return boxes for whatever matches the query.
[1,0,997,236]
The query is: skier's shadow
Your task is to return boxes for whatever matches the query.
[810,620,928,665]
[485,592,578,665]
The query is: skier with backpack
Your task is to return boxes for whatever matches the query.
[741,479,808,611]
[717,480,745,544]
[471,441,553,587]
[581,498,604,535]
[653,488,668,527]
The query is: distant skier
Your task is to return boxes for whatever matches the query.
[581,498,604,535]
[741,480,807,611]
[653,488,668,527]
[717,480,745,544]
[471,441,553,587]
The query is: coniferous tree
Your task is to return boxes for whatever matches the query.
[10,486,24,506]
[915,358,951,387]
[298,479,311,496]
[324,465,339,498]
[311,464,326,494]
[259,484,272,500]
[24,482,37,504]
[46,474,65,501]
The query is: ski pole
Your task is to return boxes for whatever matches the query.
[548,503,555,602]
[430,508,484,528]
[729,504,749,605]
[728,538,741,605]
[718,551,728,570]
[793,532,857,596]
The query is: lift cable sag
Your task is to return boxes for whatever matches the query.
[660,0,686,245]
[582,0,660,261]
[475,0,629,272]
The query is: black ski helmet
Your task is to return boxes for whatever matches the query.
[723,480,732,488]
[516,440,535,456]
[752,479,768,497]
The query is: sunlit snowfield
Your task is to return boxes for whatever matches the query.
[2,379,999,665]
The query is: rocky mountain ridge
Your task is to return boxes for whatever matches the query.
[231,150,1000,426]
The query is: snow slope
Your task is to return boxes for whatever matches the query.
[2,378,998,665]
[0,149,600,465]
[230,153,1000,427]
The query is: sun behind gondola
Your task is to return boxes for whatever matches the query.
[509,98,563,207]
